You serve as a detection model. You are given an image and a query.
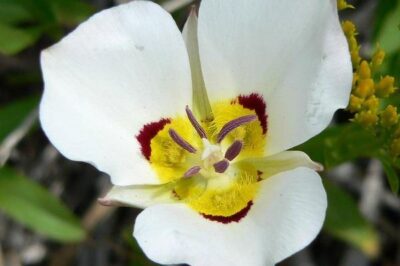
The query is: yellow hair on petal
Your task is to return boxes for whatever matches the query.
[150,117,200,183]
[186,167,260,217]
[210,101,265,158]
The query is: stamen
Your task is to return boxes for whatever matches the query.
[225,141,243,161]
[213,160,229,173]
[186,106,207,139]
[184,166,201,178]
[169,129,197,153]
[217,115,257,143]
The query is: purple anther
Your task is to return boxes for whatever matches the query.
[186,106,207,139]
[225,141,243,161]
[213,160,229,174]
[169,129,197,153]
[217,115,257,143]
[184,166,201,178]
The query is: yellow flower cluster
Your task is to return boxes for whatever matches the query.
[337,0,354,11]
[341,17,399,156]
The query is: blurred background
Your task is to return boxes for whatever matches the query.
[0,0,399,265]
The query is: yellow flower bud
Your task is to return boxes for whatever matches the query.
[381,105,398,128]
[363,95,379,112]
[352,73,359,87]
[342,21,356,37]
[351,50,361,68]
[375,76,396,98]
[358,61,371,79]
[348,36,359,52]
[371,47,385,71]
[354,111,378,127]
[354,79,375,98]
[390,138,400,157]
[349,95,364,112]
[338,0,354,11]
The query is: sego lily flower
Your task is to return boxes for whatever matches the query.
[40,0,352,265]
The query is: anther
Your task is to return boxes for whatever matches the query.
[186,106,207,139]
[184,166,201,178]
[169,129,197,153]
[213,160,229,173]
[225,141,243,161]
[217,115,257,143]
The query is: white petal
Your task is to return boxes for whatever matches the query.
[241,150,323,179]
[197,0,352,153]
[100,184,177,209]
[134,167,327,266]
[40,1,192,185]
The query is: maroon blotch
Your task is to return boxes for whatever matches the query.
[201,201,253,224]
[237,93,268,134]
[136,118,171,160]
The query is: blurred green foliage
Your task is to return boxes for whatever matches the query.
[0,0,93,55]
[0,95,38,141]
[323,180,379,258]
[0,167,85,242]
[0,0,91,243]
[375,0,400,82]
[297,124,399,193]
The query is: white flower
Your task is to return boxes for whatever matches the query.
[39,0,352,265]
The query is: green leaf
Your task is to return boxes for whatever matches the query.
[323,180,379,257]
[375,0,400,55]
[296,124,380,169]
[379,155,400,194]
[373,0,399,40]
[0,167,85,242]
[0,0,34,25]
[0,95,39,142]
[0,23,42,55]
[297,124,400,193]
[12,0,56,23]
[50,0,94,26]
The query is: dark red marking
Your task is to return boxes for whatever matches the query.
[236,93,268,134]
[257,170,263,182]
[136,118,171,160]
[201,201,253,224]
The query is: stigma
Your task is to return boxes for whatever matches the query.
[167,106,256,178]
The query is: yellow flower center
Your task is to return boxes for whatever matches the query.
[149,100,266,218]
